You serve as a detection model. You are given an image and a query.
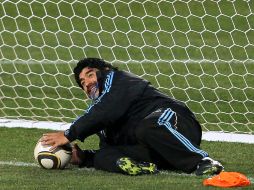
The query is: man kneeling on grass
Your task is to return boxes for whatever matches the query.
[41,58,224,176]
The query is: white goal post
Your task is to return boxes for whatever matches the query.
[0,0,253,143]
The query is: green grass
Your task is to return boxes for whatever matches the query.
[0,127,253,190]
[0,1,254,189]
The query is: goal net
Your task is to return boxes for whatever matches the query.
[0,0,253,142]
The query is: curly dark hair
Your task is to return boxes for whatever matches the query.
[73,58,118,89]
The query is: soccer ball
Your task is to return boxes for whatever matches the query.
[34,140,72,169]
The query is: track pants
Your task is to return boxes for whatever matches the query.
[80,108,208,173]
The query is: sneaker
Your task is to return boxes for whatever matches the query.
[116,157,158,176]
[195,157,224,176]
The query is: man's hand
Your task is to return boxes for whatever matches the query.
[41,131,70,151]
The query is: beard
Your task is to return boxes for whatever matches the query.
[87,82,99,100]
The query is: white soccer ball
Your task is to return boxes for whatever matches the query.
[34,140,72,169]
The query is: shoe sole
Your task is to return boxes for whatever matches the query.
[117,157,158,176]
[196,164,224,176]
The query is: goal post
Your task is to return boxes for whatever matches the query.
[0,0,253,142]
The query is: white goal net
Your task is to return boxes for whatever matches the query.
[0,0,253,142]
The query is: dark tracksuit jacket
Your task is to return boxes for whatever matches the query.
[64,69,208,173]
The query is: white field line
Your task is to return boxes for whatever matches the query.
[0,161,94,171]
[0,160,183,175]
[0,161,98,172]
[249,177,254,183]
[1,160,253,181]
[1,118,254,144]
[0,161,38,167]
[0,118,70,131]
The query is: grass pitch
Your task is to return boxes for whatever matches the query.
[0,127,253,190]
[0,1,254,189]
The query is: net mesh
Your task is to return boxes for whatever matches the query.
[0,0,253,134]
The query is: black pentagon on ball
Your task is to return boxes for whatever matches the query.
[37,152,61,169]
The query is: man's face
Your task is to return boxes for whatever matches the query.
[79,67,100,99]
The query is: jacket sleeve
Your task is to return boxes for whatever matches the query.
[64,71,147,142]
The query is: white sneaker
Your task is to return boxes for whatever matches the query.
[195,157,224,176]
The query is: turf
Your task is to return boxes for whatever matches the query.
[0,1,254,189]
[0,127,253,190]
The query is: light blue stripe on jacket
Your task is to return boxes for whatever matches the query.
[157,108,208,157]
